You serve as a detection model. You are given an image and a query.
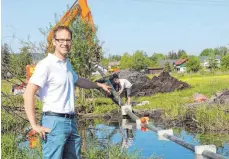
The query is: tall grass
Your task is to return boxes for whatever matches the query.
[1,134,30,159]
[134,75,229,116]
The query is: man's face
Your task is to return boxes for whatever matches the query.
[53,29,72,56]
[114,78,119,84]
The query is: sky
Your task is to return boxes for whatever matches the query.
[2,0,229,56]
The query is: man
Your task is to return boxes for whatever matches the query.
[113,74,132,105]
[23,26,110,159]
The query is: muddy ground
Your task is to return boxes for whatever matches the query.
[108,70,190,97]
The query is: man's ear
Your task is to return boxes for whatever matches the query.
[52,38,56,47]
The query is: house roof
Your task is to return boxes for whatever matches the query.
[159,59,177,67]
[199,56,208,62]
[174,59,188,66]
[215,55,221,59]
[199,55,221,62]
[147,67,163,70]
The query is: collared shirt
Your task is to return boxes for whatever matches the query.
[29,53,78,114]
[119,79,132,89]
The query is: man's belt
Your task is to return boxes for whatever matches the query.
[43,112,76,119]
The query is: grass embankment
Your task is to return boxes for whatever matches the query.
[93,74,229,131]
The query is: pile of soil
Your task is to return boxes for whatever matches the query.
[111,70,190,97]
[208,89,229,105]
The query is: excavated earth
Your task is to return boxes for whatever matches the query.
[110,70,190,97]
[208,89,229,105]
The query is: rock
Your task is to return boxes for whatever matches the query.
[136,101,150,106]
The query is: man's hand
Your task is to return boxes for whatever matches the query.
[99,83,111,94]
[32,124,51,140]
[117,90,122,95]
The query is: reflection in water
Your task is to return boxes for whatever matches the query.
[121,129,134,149]
[77,118,229,159]
[22,118,229,158]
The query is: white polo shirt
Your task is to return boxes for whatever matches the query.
[29,53,78,114]
[119,79,132,89]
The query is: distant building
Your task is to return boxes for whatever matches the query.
[147,67,164,74]
[199,55,221,68]
[108,61,120,68]
[159,60,177,68]
[174,59,188,72]
[159,59,189,73]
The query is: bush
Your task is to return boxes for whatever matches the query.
[1,134,29,159]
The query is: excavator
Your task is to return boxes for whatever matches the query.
[12,0,95,96]
[46,0,95,53]
[13,0,118,96]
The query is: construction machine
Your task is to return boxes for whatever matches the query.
[12,0,95,95]
[46,0,95,53]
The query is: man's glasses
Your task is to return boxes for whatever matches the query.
[55,39,72,44]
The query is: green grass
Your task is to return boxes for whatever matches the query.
[134,74,229,117]
[93,97,118,114]
[195,104,229,131]
[1,134,29,159]
[82,138,157,159]
[92,74,229,131]
[133,74,229,130]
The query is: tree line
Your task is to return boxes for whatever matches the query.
[100,46,229,72]
[1,18,229,80]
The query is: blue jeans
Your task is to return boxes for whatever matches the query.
[40,115,81,159]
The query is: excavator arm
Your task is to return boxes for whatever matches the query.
[46,0,95,53]
[13,0,95,96]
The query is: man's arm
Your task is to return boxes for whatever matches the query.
[118,86,124,95]
[23,83,50,139]
[76,77,111,93]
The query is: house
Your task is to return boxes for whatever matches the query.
[159,60,177,68]
[108,61,120,72]
[108,61,120,68]
[200,55,221,68]
[147,67,164,74]
[173,59,188,72]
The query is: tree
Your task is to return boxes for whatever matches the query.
[150,53,165,66]
[177,50,188,59]
[168,51,178,59]
[68,18,102,78]
[200,48,214,56]
[100,58,109,68]
[214,46,229,56]
[208,55,218,71]
[186,56,200,73]
[221,54,229,71]
[131,50,155,71]
[1,43,11,79]
[163,61,171,72]
[108,54,121,61]
[120,52,133,69]
[10,46,33,77]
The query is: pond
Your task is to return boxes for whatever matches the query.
[20,118,229,159]
[78,118,229,159]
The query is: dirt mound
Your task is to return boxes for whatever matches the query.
[112,70,190,97]
[208,89,229,104]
